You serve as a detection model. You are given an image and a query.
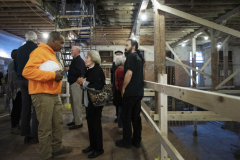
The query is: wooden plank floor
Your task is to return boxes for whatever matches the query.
[0,104,197,160]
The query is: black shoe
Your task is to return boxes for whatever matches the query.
[24,136,33,144]
[114,118,118,123]
[115,140,131,149]
[132,142,141,148]
[82,146,94,153]
[31,138,39,144]
[67,122,75,126]
[69,124,83,130]
[88,150,104,159]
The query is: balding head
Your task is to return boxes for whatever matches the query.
[71,46,81,58]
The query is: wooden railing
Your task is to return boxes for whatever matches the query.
[141,75,240,160]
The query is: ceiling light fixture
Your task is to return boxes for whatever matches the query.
[43,33,48,39]
[204,36,209,40]
[182,43,186,47]
[141,14,147,21]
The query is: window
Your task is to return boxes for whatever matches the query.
[190,51,203,63]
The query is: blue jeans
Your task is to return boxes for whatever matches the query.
[118,106,122,128]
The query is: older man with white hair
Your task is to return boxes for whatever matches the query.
[64,46,86,130]
[14,31,39,144]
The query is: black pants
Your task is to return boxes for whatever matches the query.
[121,96,143,145]
[86,101,103,152]
[11,91,22,128]
[19,79,39,138]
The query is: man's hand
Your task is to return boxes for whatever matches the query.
[64,67,69,72]
[55,70,63,82]
[121,88,125,98]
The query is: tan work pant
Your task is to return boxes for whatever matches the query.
[70,82,83,125]
[31,93,63,160]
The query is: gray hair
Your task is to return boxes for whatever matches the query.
[87,50,101,65]
[25,31,37,41]
[115,55,126,67]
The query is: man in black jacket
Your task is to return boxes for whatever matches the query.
[15,31,39,144]
[115,39,144,149]
[111,51,123,123]
[64,46,86,130]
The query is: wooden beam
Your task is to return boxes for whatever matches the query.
[141,101,184,160]
[166,42,198,86]
[56,27,90,31]
[213,90,240,94]
[215,67,240,90]
[170,5,240,47]
[154,111,232,121]
[144,81,240,122]
[58,15,93,18]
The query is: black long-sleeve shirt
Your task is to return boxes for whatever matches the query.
[68,55,86,85]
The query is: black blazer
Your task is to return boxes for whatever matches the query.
[68,55,86,85]
[15,41,38,80]
[85,64,105,90]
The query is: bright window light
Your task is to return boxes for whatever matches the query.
[141,14,147,21]
[43,33,48,39]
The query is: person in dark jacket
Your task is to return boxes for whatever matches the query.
[111,51,123,123]
[7,49,22,135]
[64,46,86,130]
[115,39,144,149]
[15,31,39,144]
[77,50,105,159]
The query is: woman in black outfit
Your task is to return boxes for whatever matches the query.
[77,50,105,159]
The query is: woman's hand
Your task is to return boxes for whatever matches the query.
[77,77,86,85]
[121,88,125,98]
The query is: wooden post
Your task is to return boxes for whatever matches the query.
[211,30,218,91]
[154,9,160,114]
[223,42,229,86]
[193,106,198,136]
[192,38,197,88]
[159,74,168,160]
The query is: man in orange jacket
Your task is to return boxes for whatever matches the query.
[23,31,72,160]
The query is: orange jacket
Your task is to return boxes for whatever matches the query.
[22,43,62,95]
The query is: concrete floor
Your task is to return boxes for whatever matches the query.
[0,103,199,160]
[170,123,240,160]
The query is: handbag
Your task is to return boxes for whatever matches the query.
[87,84,113,106]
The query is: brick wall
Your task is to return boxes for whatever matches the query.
[175,61,190,87]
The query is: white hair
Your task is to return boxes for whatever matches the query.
[73,46,81,53]
[87,50,101,65]
[25,31,37,42]
[115,55,126,66]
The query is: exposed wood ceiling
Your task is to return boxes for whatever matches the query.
[0,0,55,43]
[1,0,240,46]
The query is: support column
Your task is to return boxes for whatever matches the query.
[154,7,167,159]
[211,30,218,91]
[192,38,197,136]
[193,106,198,136]
[223,42,229,86]
[192,38,197,88]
